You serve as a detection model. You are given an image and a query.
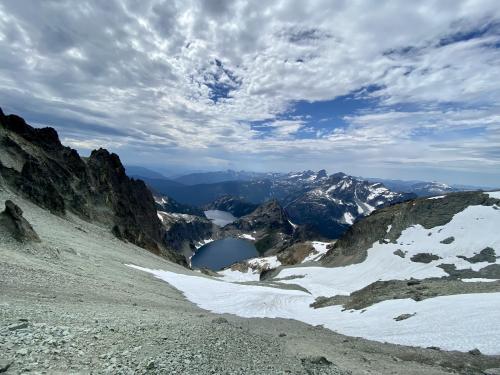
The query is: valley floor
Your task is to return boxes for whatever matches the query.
[1,190,500,374]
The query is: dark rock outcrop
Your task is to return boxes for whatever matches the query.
[457,247,496,264]
[276,242,315,265]
[230,199,294,234]
[223,200,295,254]
[0,200,40,242]
[157,211,214,257]
[0,108,183,264]
[410,253,441,263]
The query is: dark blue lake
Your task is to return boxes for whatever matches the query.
[191,238,258,271]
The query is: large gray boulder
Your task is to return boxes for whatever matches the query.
[0,200,40,242]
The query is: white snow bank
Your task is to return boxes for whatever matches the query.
[302,242,331,263]
[487,191,500,199]
[239,234,256,240]
[276,204,500,296]
[195,238,214,250]
[461,278,499,283]
[127,264,500,354]
[428,195,445,200]
[218,255,281,282]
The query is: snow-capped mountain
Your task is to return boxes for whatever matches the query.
[366,177,489,197]
[145,169,415,239]
[284,173,414,238]
[408,181,458,196]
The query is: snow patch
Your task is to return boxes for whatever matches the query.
[342,212,355,225]
[428,195,445,200]
[461,278,499,283]
[195,238,214,249]
[302,242,331,262]
[239,234,256,240]
[487,191,500,199]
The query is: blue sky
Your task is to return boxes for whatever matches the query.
[0,0,499,186]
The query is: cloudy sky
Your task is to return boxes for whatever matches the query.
[1,0,499,186]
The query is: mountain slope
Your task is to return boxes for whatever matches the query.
[366,177,491,197]
[285,173,414,238]
[147,169,413,239]
[3,189,479,375]
[0,108,182,263]
[132,190,500,356]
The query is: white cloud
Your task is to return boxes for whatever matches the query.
[0,0,499,185]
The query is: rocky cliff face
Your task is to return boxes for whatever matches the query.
[229,199,294,234]
[0,108,183,264]
[157,211,214,258]
[223,200,297,254]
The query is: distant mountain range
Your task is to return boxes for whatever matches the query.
[365,177,490,197]
[129,167,493,198]
[172,170,275,185]
[139,169,414,238]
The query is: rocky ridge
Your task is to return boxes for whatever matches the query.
[0,107,183,264]
[321,191,500,267]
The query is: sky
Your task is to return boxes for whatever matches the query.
[0,0,499,186]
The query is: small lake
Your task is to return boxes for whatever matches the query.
[204,210,236,226]
[191,238,258,271]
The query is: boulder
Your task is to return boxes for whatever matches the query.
[0,200,40,242]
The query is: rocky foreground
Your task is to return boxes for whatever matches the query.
[2,191,500,374]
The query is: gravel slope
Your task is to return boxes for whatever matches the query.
[1,190,500,374]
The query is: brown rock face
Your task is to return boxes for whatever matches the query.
[0,107,184,264]
[0,200,40,242]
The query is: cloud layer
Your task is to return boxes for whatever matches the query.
[0,0,499,185]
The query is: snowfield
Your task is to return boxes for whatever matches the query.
[128,264,500,355]
[277,204,500,296]
[128,203,500,354]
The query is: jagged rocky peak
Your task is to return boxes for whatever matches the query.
[0,108,62,150]
[0,108,183,263]
[0,200,40,242]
